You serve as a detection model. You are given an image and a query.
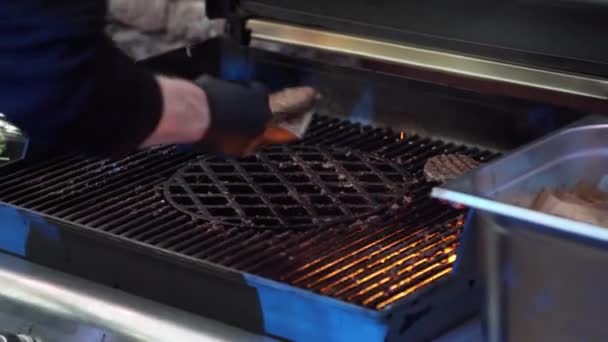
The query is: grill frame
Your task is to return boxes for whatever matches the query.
[0,39,555,341]
[0,198,482,342]
[0,116,489,342]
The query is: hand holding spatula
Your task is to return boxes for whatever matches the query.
[193,75,319,157]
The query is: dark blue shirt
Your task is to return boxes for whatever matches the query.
[0,0,162,156]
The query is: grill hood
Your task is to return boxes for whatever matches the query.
[206,0,608,115]
[220,0,608,77]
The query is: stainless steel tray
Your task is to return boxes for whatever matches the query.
[432,115,608,342]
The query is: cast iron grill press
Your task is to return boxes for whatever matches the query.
[1,1,608,341]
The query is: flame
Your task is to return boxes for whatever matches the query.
[400,131,406,140]
[314,232,443,291]
[290,228,423,285]
[372,249,459,309]
[292,220,465,310]
[347,242,458,302]
[319,235,457,296]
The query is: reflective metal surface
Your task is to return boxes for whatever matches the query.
[0,252,274,342]
[238,0,608,77]
[0,113,27,163]
[432,116,608,342]
[247,20,608,103]
[432,115,608,241]
[0,334,37,342]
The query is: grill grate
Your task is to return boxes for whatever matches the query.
[0,116,498,309]
[164,145,412,230]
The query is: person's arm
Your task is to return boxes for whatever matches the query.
[141,76,210,148]
[0,1,211,157]
[0,1,310,159]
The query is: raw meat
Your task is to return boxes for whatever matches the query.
[423,154,481,183]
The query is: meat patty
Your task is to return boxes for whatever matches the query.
[269,87,319,139]
[423,154,481,183]
[269,87,318,117]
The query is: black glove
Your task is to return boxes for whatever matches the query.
[193,75,273,156]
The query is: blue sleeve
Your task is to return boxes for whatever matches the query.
[0,1,163,157]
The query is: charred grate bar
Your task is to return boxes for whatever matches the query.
[164,145,413,230]
[0,115,498,310]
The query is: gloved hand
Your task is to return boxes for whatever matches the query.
[193,75,317,157]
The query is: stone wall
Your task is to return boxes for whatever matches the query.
[107,0,222,60]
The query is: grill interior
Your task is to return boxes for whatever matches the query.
[164,145,413,230]
[0,115,497,310]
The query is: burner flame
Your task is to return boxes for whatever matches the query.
[349,86,374,125]
[288,219,464,310]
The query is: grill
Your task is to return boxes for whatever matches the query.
[0,0,598,338]
[0,115,496,311]
[164,145,413,230]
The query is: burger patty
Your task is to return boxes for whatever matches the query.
[423,154,481,183]
[269,87,318,117]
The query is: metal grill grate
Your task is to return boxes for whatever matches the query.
[0,116,498,309]
[164,145,412,230]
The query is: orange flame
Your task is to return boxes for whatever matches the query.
[292,220,465,310]
[319,235,457,297]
